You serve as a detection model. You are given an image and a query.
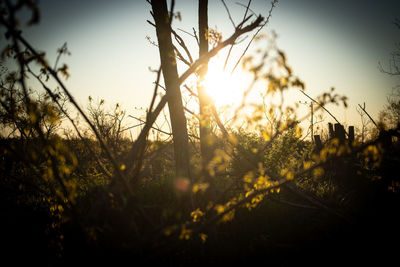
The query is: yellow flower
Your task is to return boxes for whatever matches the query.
[190,208,205,223]
[221,210,235,223]
[262,131,270,141]
[312,167,324,179]
[215,205,225,214]
[179,227,192,240]
[286,172,294,180]
[303,161,313,170]
[199,233,208,244]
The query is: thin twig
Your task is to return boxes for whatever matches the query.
[149,66,162,114]
[178,15,264,85]
[183,84,199,98]
[235,1,256,16]
[220,0,236,28]
[27,67,113,178]
[223,0,252,70]
[231,0,278,74]
[358,103,378,128]
[0,16,130,191]
[299,89,348,136]
[148,20,193,65]
[129,115,172,137]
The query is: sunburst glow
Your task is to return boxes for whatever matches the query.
[202,57,249,108]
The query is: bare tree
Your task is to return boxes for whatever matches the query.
[378,18,400,130]
[197,0,214,172]
[379,18,400,77]
[151,0,191,181]
[356,102,372,143]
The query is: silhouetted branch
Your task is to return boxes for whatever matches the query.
[177,27,199,46]
[149,66,162,114]
[299,89,348,136]
[128,114,172,137]
[269,198,318,210]
[178,15,264,85]
[220,0,236,28]
[173,45,191,66]
[211,105,230,137]
[27,66,113,178]
[183,84,199,98]
[231,0,278,74]
[3,3,72,202]
[224,0,252,70]
[147,20,193,66]
[235,1,256,16]
[155,82,199,119]
[172,29,194,64]
[125,95,168,182]
[358,103,378,128]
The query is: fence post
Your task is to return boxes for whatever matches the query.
[348,126,354,144]
[328,123,334,138]
[314,135,323,151]
[334,123,345,142]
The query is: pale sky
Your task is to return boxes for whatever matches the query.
[2,0,400,133]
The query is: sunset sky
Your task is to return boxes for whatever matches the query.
[3,0,400,133]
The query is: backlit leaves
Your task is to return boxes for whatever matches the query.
[206,27,222,48]
[58,64,70,79]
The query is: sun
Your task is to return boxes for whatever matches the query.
[202,57,248,108]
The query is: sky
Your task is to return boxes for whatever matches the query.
[1,0,400,134]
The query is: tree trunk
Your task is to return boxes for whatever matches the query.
[151,0,191,181]
[197,0,214,172]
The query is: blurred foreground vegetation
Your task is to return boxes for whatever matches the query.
[1,111,399,265]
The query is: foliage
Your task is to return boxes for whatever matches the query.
[0,67,67,139]
[379,88,400,130]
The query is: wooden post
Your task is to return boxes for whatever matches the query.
[348,126,354,143]
[314,135,323,151]
[339,125,346,142]
[334,123,345,142]
[328,123,334,139]
[334,123,340,138]
[310,102,314,143]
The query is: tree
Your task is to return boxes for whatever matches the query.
[379,88,400,129]
[379,18,400,77]
[197,0,214,172]
[151,0,192,182]
[379,18,400,130]
[148,0,268,184]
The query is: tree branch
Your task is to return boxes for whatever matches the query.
[231,0,278,74]
[178,15,264,85]
[358,103,378,128]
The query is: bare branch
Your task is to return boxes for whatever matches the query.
[299,89,347,136]
[235,1,256,16]
[178,15,264,85]
[220,0,236,28]
[172,28,194,64]
[183,84,199,98]
[173,44,191,66]
[147,20,194,65]
[177,27,199,46]
[129,114,172,136]
[358,103,378,128]
[224,0,252,70]
[231,0,278,74]
[0,16,130,189]
[149,66,162,114]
